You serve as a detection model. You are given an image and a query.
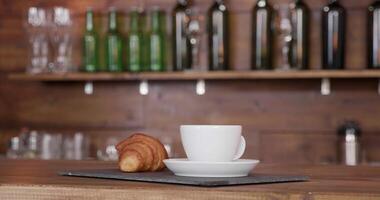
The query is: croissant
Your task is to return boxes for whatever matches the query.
[116,133,168,172]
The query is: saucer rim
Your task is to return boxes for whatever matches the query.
[163,158,260,165]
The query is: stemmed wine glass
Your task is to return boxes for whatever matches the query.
[25,7,49,74]
[49,7,73,73]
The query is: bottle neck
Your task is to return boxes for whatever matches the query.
[85,10,94,32]
[151,10,162,32]
[295,0,302,3]
[215,0,224,4]
[329,0,338,4]
[129,10,140,32]
[108,10,118,32]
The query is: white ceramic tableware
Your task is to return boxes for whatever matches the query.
[180,125,246,162]
[163,159,259,177]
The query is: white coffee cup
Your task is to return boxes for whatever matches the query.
[180,125,246,162]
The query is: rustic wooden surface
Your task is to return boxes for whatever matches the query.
[1,159,380,200]
[9,70,380,81]
[1,0,380,164]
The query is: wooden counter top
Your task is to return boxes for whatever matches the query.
[1,159,380,200]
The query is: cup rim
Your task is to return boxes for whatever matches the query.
[180,125,242,128]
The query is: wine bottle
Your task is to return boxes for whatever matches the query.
[252,0,274,70]
[321,0,346,70]
[106,8,123,72]
[148,8,166,72]
[289,0,309,70]
[208,0,229,71]
[368,1,380,69]
[83,8,99,72]
[173,0,192,71]
[127,9,144,72]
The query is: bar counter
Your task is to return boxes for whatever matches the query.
[1,159,380,200]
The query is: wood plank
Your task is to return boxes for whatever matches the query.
[8,70,380,81]
[1,160,380,200]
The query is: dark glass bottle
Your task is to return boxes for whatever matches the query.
[321,0,346,70]
[252,0,273,70]
[173,0,192,71]
[106,9,123,72]
[289,0,309,70]
[148,9,166,72]
[208,0,229,71]
[83,8,99,72]
[368,1,380,69]
[127,9,144,72]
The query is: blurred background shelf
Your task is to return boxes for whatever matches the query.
[8,70,380,82]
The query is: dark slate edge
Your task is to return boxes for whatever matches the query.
[59,169,309,187]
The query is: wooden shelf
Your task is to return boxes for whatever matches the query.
[8,70,380,82]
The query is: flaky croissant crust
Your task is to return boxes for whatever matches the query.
[116,133,168,172]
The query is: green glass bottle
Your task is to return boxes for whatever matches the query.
[83,8,99,72]
[106,9,123,72]
[127,9,144,72]
[148,8,166,72]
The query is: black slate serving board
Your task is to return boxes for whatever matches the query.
[60,169,309,187]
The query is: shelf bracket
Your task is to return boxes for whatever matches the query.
[196,79,206,96]
[139,80,149,96]
[84,81,94,95]
[321,78,331,96]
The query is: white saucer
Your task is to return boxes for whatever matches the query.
[163,159,260,178]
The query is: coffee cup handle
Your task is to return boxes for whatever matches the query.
[233,136,246,160]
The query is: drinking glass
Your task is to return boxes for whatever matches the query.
[63,133,89,160]
[97,137,119,161]
[186,8,207,71]
[49,7,73,73]
[275,5,292,70]
[26,7,49,74]
[40,132,63,160]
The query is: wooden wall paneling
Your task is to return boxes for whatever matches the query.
[0,0,380,164]
[0,81,144,129]
[259,131,338,164]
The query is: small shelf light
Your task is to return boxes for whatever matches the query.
[196,79,206,96]
[321,78,331,96]
[139,80,149,96]
[84,81,94,95]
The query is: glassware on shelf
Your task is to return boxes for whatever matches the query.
[23,130,40,159]
[321,0,346,70]
[49,7,73,73]
[173,0,192,71]
[252,0,274,70]
[6,137,22,159]
[105,8,124,72]
[275,4,292,70]
[83,8,99,72]
[186,7,207,71]
[368,1,380,69]
[97,137,119,161]
[63,132,89,160]
[208,0,229,71]
[289,0,309,70]
[127,8,145,72]
[25,7,50,74]
[40,132,63,160]
[147,7,166,72]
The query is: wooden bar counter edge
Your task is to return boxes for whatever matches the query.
[0,159,380,200]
